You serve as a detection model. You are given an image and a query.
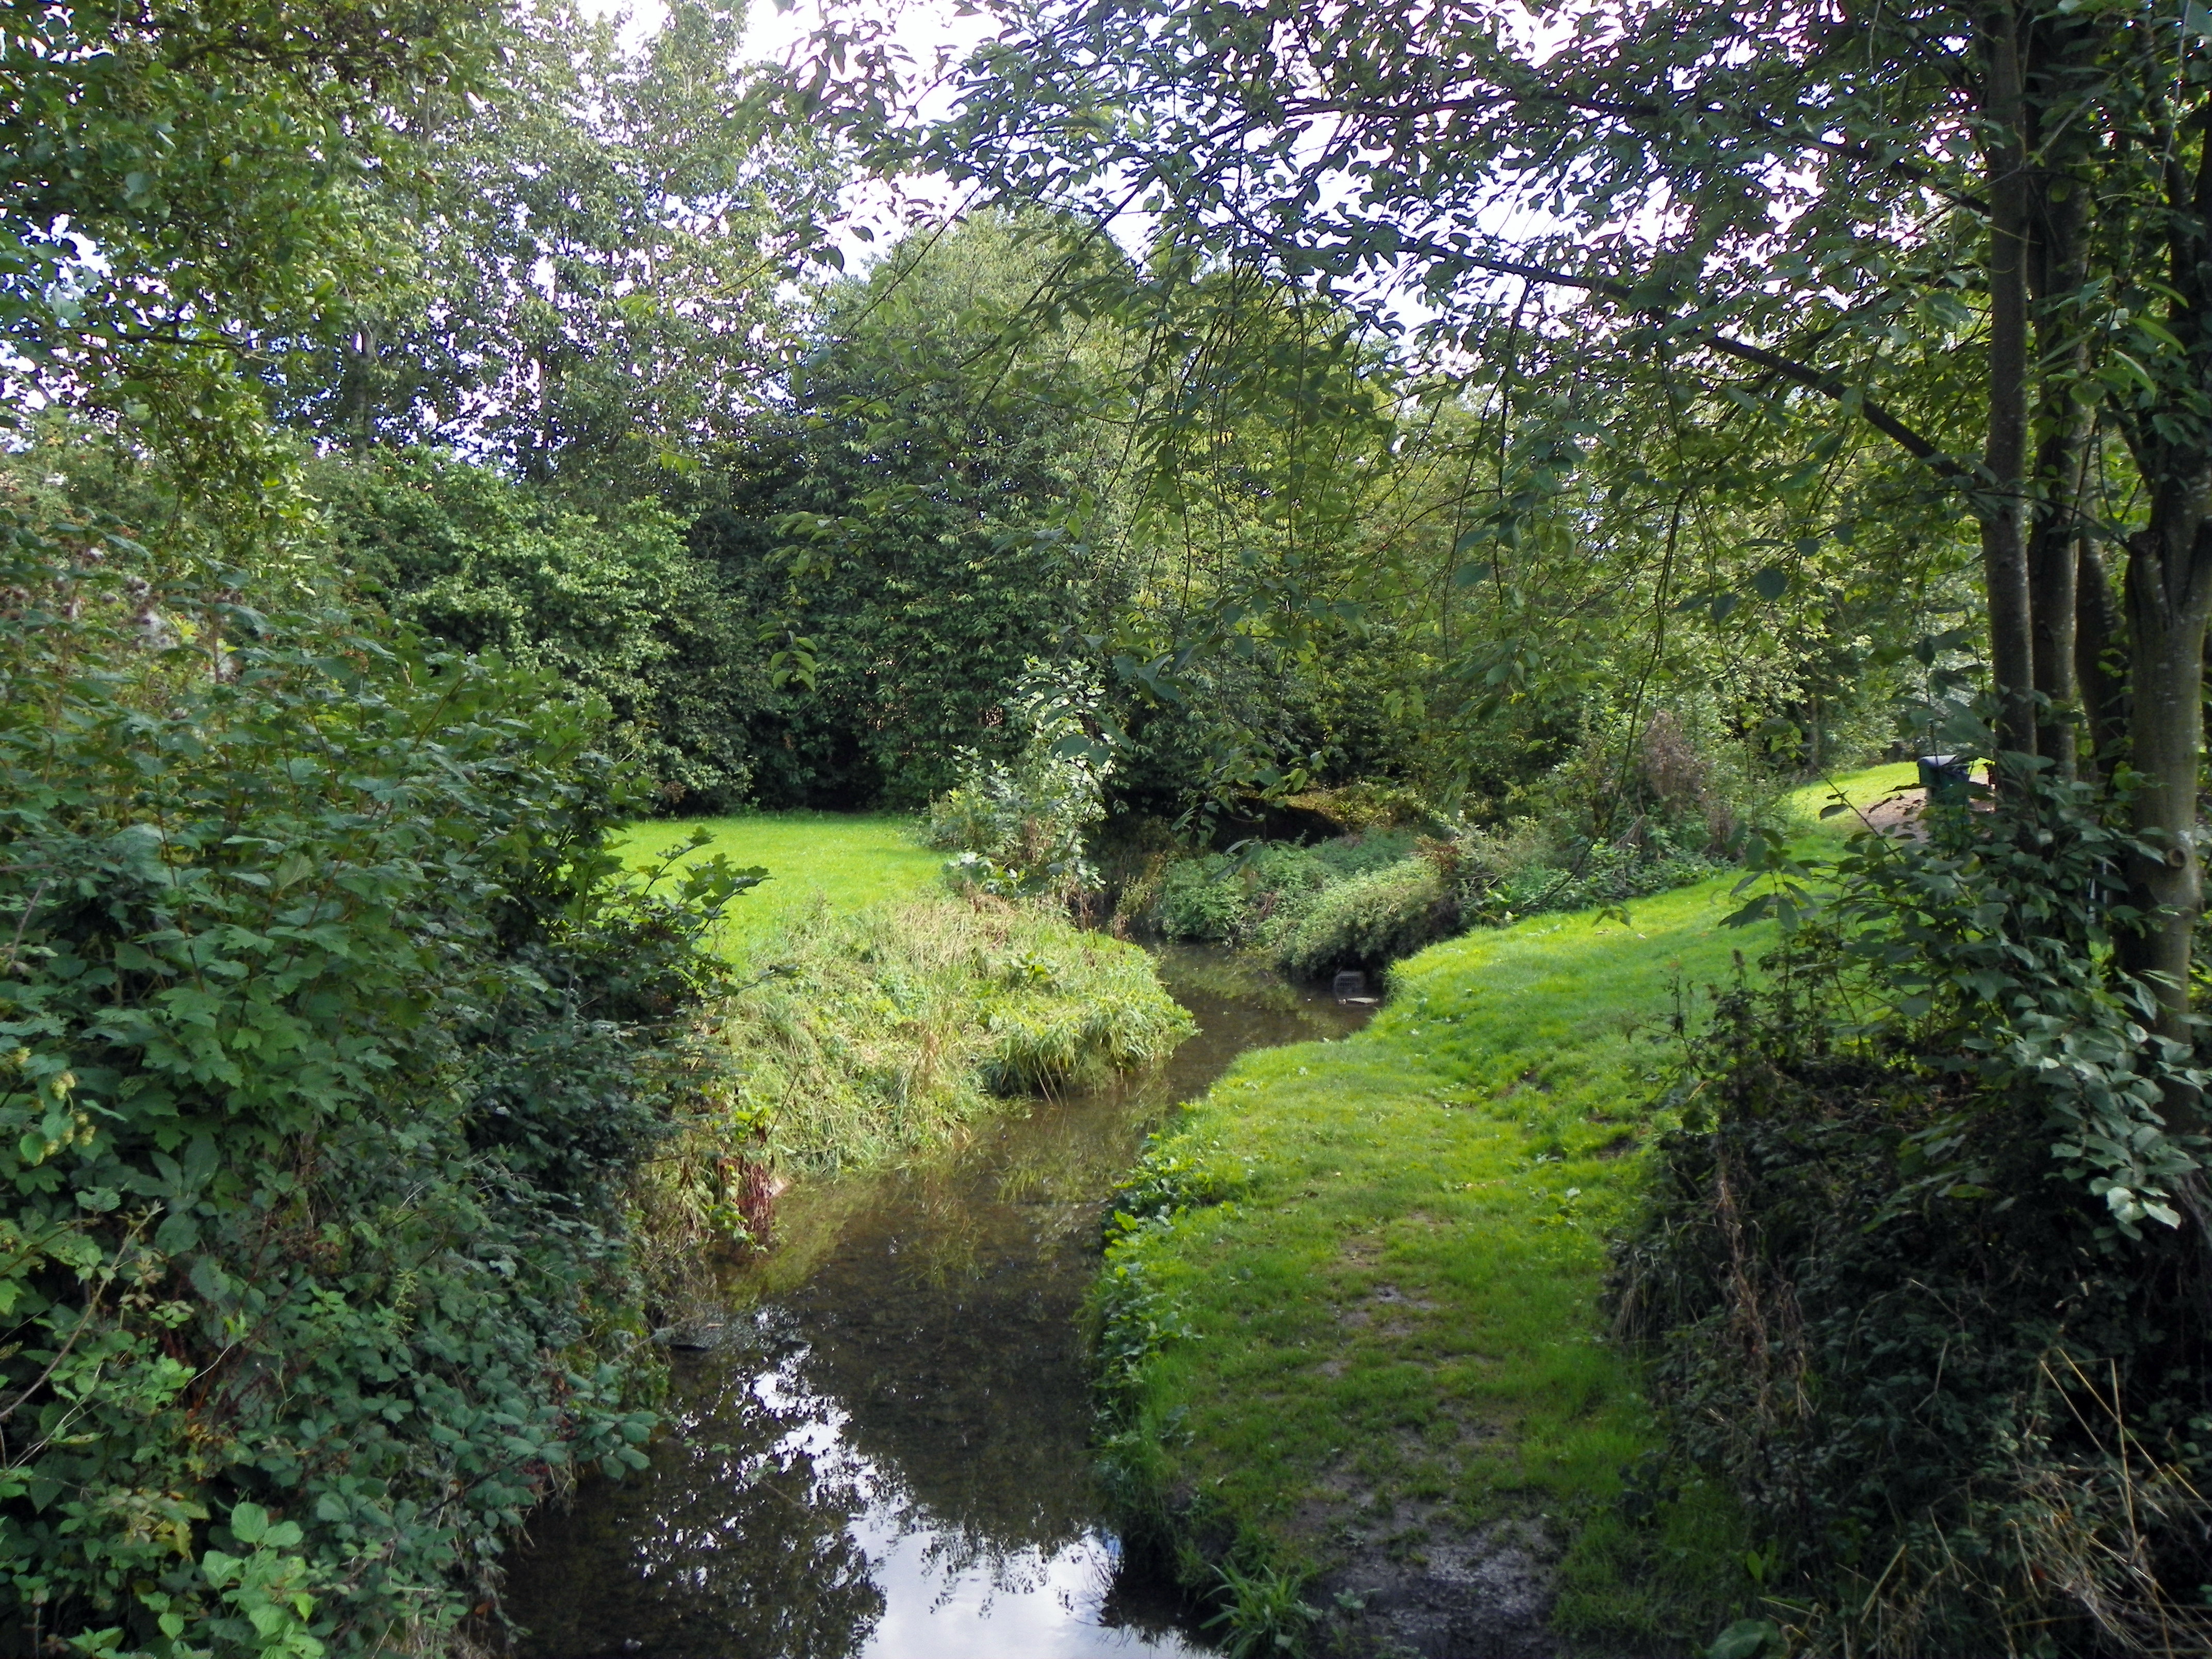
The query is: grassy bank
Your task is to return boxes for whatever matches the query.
[616,811,942,956]
[1094,765,1914,1655]
[626,813,1195,1280]
[727,893,1194,1174]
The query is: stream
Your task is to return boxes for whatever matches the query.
[502,946,1372,1658]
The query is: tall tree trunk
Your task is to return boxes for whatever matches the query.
[2118,511,2212,1048]
[1980,2,2037,761]
[2109,104,2212,1050]
[2076,535,2127,774]
[2023,9,2097,774]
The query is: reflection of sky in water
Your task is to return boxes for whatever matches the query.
[746,1342,1192,1656]
[506,948,1369,1659]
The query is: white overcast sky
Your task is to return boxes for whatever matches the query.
[581,0,1000,260]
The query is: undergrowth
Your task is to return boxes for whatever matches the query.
[718,893,1194,1174]
[0,510,748,1653]
[1618,760,2212,1657]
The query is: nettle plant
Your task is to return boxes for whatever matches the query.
[0,511,754,1654]
[925,660,1116,905]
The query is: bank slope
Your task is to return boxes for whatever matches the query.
[1098,769,1913,1656]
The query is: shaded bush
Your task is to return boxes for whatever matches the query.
[0,509,749,1651]
[1454,831,1724,924]
[1149,832,1420,950]
[1535,704,1783,858]
[1616,768,2212,1656]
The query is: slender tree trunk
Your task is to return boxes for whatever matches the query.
[1980,2,2037,760]
[2118,512,2212,1047]
[2027,425,2088,771]
[2076,535,2127,773]
[2022,11,2097,774]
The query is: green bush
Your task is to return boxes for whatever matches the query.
[1527,704,1782,859]
[1150,835,1418,948]
[0,509,748,1652]
[1271,855,1456,977]
[1456,833,1724,923]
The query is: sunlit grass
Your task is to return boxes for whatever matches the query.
[612,811,943,961]
[1782,758,1923,829]
[1099,764,1905,1651]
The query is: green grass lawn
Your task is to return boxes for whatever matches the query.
[612,811,943,959]
[1098,768,1898,1654]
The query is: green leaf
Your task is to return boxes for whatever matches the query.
[230,1501,270,1544]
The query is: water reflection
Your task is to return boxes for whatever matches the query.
[505,947,1369,1659]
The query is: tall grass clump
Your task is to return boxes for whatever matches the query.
[720,893,1194,1174]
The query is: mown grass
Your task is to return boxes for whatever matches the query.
[614,811,942,958]
[1094,767,1901,1654]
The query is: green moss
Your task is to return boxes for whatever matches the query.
[1094,767,1901,1653]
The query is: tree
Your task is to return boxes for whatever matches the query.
[315,448,769,809]
[1,0,498,508]
[791,0,2212,1038]
[698,213,1138,806]
[286,0,833,499]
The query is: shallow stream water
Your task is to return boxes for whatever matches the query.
[502,946,1372,1659]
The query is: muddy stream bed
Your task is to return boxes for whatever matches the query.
[503,946,1373,1658]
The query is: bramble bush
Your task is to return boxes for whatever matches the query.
[0,509,753,1654]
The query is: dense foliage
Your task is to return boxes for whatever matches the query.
[316,449,763,811]
[1620,770,2210,1652]
[0,513,751,1652]
[692,215,1135,808]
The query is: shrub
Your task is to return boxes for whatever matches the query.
[1272,854,1456,977]
[1153,843,1327,944]
[1616,763,2212,1656]
[926,661,1115,905]
[1149,833,1422,950]
[1454,830,1724,924]
[1530,703,1783,859]
[0,510,749,1650]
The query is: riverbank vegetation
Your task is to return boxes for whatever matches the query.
[720,894,1191,1174]
[14,0,2212,1647]
[1092,776,1895,1654]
